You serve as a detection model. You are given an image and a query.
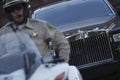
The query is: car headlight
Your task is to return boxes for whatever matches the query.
[113,33,120,42]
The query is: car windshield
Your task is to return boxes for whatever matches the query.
[33,0,114,28]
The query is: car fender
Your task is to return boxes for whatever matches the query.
[68,66,83,80]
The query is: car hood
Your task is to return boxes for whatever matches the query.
[58,16,115,36]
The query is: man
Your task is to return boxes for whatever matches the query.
[0,0,70,62]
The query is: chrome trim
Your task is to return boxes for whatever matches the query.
[104,0,116,15]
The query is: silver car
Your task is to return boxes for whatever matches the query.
[32,0,120,80]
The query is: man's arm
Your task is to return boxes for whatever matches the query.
[46,22,70,62]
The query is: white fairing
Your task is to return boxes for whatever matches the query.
[0,32,83,80]
[0,69,25,80]
[29,63,69,80]
[68,66,83,80]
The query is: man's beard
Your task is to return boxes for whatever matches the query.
[14,14,27,25]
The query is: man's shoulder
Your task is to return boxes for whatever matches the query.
[1,22,12,29]
[30,18,47,24]
[0,22,12,34]
[30,19,57,30]
[2,22,11,28]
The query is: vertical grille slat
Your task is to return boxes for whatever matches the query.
[69,32,113,68]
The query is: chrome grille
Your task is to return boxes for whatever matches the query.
[69,32,113,68]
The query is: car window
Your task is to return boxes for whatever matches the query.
[33,0,114,28]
